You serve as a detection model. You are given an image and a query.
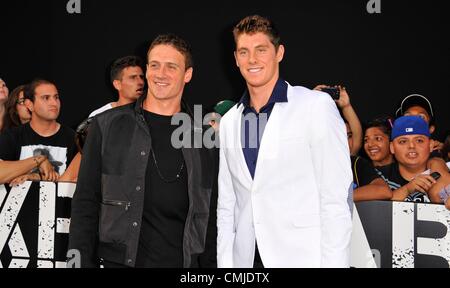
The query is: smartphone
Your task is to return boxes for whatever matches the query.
[430,171,441,180]
[321,87,340,100]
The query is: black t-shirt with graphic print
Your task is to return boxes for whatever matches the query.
[0,123,77,174]
[375,162,430,203]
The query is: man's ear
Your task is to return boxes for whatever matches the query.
[390,142,395,155]
[234,51,239,67]
[276,44,285,63]
[112,79,121,91]
[184,67,193,83]
[25,99,33,112]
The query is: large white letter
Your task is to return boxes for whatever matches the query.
[416,204,450,266]
[392,202,415,268]
[366,0,381,14]
[37,182,56,263]
[66,0,81,14]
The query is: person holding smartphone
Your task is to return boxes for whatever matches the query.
[314,85,362,156]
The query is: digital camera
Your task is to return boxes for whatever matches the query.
[321,87,340,100]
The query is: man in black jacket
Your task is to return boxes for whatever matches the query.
[68,34,217,268]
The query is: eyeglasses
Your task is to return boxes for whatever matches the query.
[16,98,25,105]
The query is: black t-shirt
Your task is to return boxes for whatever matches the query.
[351,156,380,188]
[0,123,77,174]
[375,162,430,203]
[135,110,188,268]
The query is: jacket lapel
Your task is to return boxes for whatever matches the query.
[232,105,253,185]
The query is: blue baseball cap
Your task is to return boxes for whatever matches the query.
[391,116,430,141]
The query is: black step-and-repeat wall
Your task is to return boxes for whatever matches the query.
[1,0,449,139]
[1,182,450,268]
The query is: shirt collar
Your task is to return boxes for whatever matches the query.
[238,78,288,109]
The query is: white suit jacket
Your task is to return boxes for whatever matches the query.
[217,83,353,268]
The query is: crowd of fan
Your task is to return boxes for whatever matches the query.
[1,64,449,210]
[312,85,450,209]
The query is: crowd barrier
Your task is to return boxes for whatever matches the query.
[1,182,449,268]
[0,182,74,268]
[351,200,450,268]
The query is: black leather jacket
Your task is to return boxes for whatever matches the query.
[68,96,217,267]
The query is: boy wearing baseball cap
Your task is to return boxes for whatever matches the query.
[395,95,450,201]
[379,116,449,203]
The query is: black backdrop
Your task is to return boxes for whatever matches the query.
[1,0,449,140]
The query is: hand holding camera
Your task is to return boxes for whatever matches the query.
[320,87,340,100]
[314,85,351,109]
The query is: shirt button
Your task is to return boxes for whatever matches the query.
[141,151,146,156]
[127,259,133,265]
[133,222,138,227]
[136,186,141,191]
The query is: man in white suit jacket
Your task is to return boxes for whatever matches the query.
[217,15,353,268]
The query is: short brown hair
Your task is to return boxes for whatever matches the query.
[147,34,193,70]
[24,79,56,102]
[110,55,144,84]
[233,15,281,50]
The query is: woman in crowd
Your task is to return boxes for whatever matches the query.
[4,85,31,128]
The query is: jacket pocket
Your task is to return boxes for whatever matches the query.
[101,199,131,210]
[99,199,131,243]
